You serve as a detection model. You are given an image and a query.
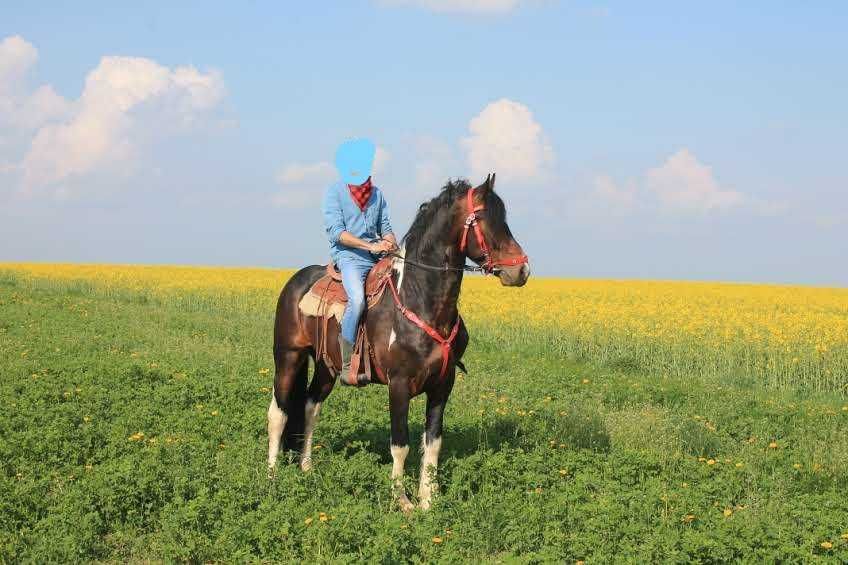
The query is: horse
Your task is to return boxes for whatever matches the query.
[267,173,530,511]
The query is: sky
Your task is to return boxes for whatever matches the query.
[1,1,846,285]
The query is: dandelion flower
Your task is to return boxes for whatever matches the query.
[768,441,778,449]
[820,541,832,550]
[707,459,716,465]
[304,517,313,525]
[432,536,443,544]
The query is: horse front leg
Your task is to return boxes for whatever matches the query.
[418,372,454,510]
[389,377,414,513]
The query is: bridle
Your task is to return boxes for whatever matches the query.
[390,186,529,275]
[458,186,528,274]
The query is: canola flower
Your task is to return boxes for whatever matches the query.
[2,263,847,392]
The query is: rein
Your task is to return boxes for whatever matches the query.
[387,253,487,274]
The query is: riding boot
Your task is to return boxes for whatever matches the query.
[338,334,369,386]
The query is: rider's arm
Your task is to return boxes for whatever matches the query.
[339,231,378,253]
[322,185,347,245]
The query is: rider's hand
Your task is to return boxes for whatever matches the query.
[370,240,394,255]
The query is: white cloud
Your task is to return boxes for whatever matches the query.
[582,149,752,219]
[646,149,743,212]
[273,161,334,208]
[592,174,636,209]
[20,56,224,191]
[276,161,335,186]
[0,36,72,132]
[462,98,554,184]
[0,35,38,86]
[0,36,225,195]
[379,0,524,14]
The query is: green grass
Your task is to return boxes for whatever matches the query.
[1,277,847,562]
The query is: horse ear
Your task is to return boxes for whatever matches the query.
[477,174,492,196]
[489,172,496,191]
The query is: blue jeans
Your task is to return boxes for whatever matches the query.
[338,256,373,343]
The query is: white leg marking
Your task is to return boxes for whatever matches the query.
[391,443,414,512]
[390,444,409,480]
[388,329,397,347]
[300,399,322,471]
[418,433,442,510]
[267,393,287,469]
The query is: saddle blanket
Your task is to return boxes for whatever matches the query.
[297,257,393,321]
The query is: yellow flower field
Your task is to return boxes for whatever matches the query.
[2,263,846,392]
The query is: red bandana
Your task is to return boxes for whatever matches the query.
[348,176,373,211]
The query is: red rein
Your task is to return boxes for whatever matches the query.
[385,186,528,380]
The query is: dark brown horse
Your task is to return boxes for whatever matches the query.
[267,174,529,511]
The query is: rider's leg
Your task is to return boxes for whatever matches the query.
[338,257,371,381]
[339,258,370,343]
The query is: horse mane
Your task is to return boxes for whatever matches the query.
[403,178,510,258]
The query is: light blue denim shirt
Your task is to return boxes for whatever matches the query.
[322,180,394,264]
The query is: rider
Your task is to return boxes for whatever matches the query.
[322,139,398,380]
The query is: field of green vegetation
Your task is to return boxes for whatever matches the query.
[1,268,847,562]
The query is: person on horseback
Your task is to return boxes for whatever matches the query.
[322,139,398,380]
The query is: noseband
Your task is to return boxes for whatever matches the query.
[459,187,529,274]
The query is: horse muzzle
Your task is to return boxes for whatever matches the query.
[497,262,530,287]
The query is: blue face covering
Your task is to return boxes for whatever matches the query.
[335,138,375,185]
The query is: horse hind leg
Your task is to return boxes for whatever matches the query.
[300,359,335,472]
[267,348,308,471]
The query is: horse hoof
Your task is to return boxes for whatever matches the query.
[397,495,415,514]
[418,498,432,511]
[267,464,277,480]
[300,458,313,472]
